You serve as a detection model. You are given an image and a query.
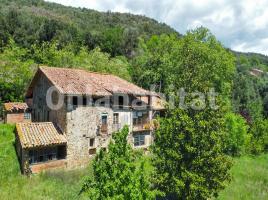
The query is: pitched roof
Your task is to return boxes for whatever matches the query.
[16,122,67,149]
[4,102,28,112]
[26,66,152,97]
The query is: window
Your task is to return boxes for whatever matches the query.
[29,147,59,164]
[113,113,119,124]
[134,134,145,146]
[89,148,96,155]
[24,112,31,120]
[89,138,95,147]
[101,114,108,134]
[101,115,108,125]
[83,96,87,106]
[73,96,78,106]
[118,96,124,106]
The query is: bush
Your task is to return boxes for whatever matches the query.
[224,113,250,156]
[249,119,268,155]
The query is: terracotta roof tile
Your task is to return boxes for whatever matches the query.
[38,66,151,96]
[4,102,28,112]
[16,122,67,149]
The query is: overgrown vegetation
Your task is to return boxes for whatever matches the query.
[223,113,249,156]
[217,154,268,200]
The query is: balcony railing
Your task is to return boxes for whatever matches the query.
[132,121,152,132]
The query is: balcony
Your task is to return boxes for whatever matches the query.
[132,121,152,132]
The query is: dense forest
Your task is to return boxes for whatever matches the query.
[0,0,268,199]
[0,0,177,56]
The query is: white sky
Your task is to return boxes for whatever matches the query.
[46,0,268,55]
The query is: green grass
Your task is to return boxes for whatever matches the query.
[1,124,268,200]
[0,124,91,200]
[218,154,268,200]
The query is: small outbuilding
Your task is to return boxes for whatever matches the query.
[15,122,67,174]
[3,102,31,124]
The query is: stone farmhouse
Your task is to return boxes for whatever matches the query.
[15,66,165,174]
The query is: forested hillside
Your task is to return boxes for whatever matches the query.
[0,0,177,57]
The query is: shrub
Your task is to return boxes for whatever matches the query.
[223,113,250,156]
[249,119,268,155]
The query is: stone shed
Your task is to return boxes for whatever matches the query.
[3,102,31,124]
[15,122,67,174]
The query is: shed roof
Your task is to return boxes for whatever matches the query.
[16,122,67,149]
[26,66,152,97]
[4,102,28,112]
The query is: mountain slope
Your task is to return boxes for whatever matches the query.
[1,0,268,65]
[0,0,178,56]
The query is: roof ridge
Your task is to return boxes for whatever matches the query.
[33,66,152,96]
[39,65,111,75]
[17,122,53,125]
[4,102,26,103]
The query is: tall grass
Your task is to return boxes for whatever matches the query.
[218,154,268,200]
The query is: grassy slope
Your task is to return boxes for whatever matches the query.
[0,124,268,199]
[218,154,268,200]
[0,124,90,200]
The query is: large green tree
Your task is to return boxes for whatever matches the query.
[149,28,235,199]
[132,28,234,100]
[152,107,232,199]
[0,40,35,103]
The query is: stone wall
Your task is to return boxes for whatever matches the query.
[65,105,154,169]
[30,160,67,173]
[5,113,31,124]
[65,106,114,169]
[15,130,23,172]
